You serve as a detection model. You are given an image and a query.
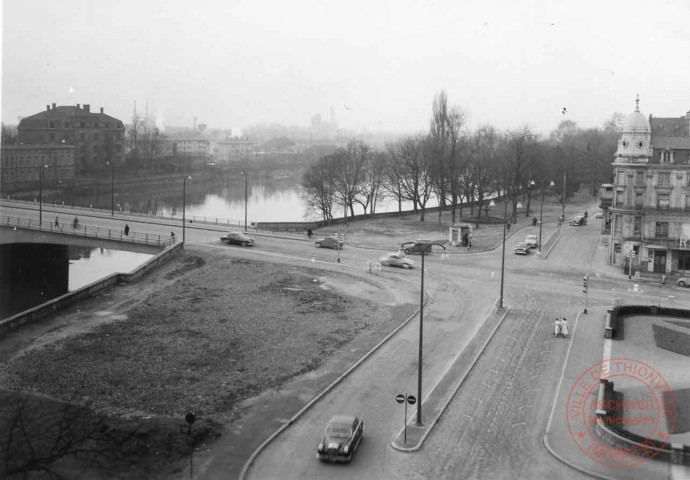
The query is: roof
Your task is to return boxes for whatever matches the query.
[328,414,357,426]
[651,116,690,137]
[652,136,690,150]
[18,105,124,129]
[622,110,650,134]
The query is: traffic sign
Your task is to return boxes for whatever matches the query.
[396,394,405,404]
[407,395,417,405]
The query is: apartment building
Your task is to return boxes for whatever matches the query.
[609,98,690,274]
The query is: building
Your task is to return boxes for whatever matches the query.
[17,103,125,175]
[609,97,690,274]
[214,139,257,164]
[161,136,209,158]
[1,144,76,192]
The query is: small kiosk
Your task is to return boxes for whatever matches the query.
[449,223,472,247]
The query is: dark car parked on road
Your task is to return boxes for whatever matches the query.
[220,232,255,247]
[316,415,364,463]
[315,237,343,250]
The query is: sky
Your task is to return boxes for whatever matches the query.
[2,0,690,137]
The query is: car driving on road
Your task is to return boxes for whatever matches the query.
[569,216,587,226]
[220,232,255,247]
[378,252,415,269]
[514,242,530,255]
[316,415,364,463]
[678,277,690,288]
[314,237,343,249]
[524,234,538,249]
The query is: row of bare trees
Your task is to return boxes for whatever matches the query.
[302,91,620,225]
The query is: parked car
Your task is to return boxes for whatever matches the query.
[514,242,530,255]
[569,216,587,226]
[220,232,255,247]
[378,252,415,269]
[595,211,603,219]
[677,278,690,288]
[524,234,538,249]
[315,237,343,249]
[316,415,364,463]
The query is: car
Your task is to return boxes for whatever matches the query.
[378,252,415,269]
[677,278,690,288]
[569,216,587,226]
[514,242,530,255]
[402,241,436,255]
[315,237,344,249]
[595,211,603,219]
[524,234,538,249]
[220,232,255,247]
[316,415,364,463]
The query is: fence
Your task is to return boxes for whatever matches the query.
[2,216,174,248]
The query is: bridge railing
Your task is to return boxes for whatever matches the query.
[2,216,174,248]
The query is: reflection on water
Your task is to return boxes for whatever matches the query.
[68,246,153,291]
[0,243,153,319]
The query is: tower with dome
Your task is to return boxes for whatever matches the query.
[608,97,690,274]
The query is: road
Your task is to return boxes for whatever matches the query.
[4,202,686,479]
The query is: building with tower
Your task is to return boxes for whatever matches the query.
[608,97,690,274]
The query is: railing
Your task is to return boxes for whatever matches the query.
[2,216,174,248]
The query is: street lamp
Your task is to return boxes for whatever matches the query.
[240,171,248,231]
[182,175,192,243]
[499,200,508,310]
[38,164,48,226]
[106,160,115,216]
[400,240,447,426]
[530,180,555,253]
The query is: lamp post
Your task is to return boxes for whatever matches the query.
[182,175,192,243]
[240,171,248,231]
[400,240,446,426]
[106,160,115,216]
[530,179,555,253]
[38,164,48,226]
[499,201,508,310]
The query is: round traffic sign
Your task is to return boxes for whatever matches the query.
[396,394,405,404]
[407,395,417,405]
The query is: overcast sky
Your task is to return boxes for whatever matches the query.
[2,0,689,136]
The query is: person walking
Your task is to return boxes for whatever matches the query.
[171,231,176,243]
[554,317,562,337]
[124,224,130,236]
[55,216,59,227]
[561,318,569,337]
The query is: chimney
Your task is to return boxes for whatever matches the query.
[77,104,80,109]
[52,103,56,110]
[100,107,104,114]
[46,105,50,112]
[83,104,90,113]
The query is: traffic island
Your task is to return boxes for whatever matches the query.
[391,305,510,452]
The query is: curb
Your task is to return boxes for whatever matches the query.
[390,303,511,452]
[237,293,429,480]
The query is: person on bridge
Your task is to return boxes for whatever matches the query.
[124,224,130,236]
[55,216,59,227]
[73,217,79,229]
[171,231,176,243]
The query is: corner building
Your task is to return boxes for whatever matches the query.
[609,98,690,274]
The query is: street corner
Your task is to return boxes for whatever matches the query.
[565,356,676,469]
[390,421,427,453]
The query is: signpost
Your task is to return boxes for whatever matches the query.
[395,393,417,444]
[183,412,196,479]
[583,274,589,314]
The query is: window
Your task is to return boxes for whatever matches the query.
[617,170,626,185]
[635,192,644,208]
[80,121,85,128]
[661,150,672,163]
[616,189,625,207]
[656,222,669,238]
[93,134,99,141]
[49,121,56,128]
[658,172,671,185]
[64,121,70,128]
[635,170,645,186]
[49,133,55,142]
[634,216,641,233]
[657,194,670,210]
[80,133,86,141]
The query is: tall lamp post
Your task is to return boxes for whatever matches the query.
[38,164,48,226]
[106,160,115,216]
[530,180,555,253]
[240,171,248,231]
[400,240,446,426]
[499,200,508,310]
[182,175,192,243]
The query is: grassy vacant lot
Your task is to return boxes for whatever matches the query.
[0,249,406,479]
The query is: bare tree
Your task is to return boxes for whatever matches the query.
[354,151,387,216]
[1,123,18,145]
[301,155,336,222]
[470,125,501,228]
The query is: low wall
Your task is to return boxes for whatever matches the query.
[652,321,690,356]
[603,304,690,340]
[595,379,690,465]
[0,242,183,336]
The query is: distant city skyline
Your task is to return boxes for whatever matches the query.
[2,0,690,137]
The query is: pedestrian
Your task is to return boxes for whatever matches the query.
[171,231,176,243]
[124,224,130,236]
[554,317,562,337]
[506,222,511,231]
[55,216,59,227]
[561,318,569,337]
[307,227,313,239]
[73,217,79,229]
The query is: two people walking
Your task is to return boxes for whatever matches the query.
[554,317,569,338]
